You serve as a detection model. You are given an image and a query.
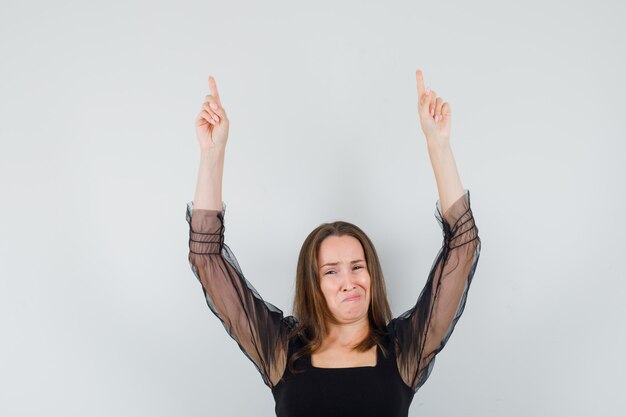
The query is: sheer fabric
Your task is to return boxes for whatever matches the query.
[387,189,481,391]
[186,189,480,396]
[186,202,295,388]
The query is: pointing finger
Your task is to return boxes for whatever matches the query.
[416,69,425,98]
[208,75,221,104]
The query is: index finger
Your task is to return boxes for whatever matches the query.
[415,69,425,97]
[208,75,221,103]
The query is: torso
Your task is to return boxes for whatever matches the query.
[271,333,415,417]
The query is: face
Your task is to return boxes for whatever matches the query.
[317,235,371,324]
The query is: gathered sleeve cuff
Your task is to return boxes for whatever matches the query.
[187,202,225,255]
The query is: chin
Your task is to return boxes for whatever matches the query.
[340,308,368,321]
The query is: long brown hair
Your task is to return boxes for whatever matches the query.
[288,220,393,373]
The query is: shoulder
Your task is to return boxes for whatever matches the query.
[281,318,308,357]
[281,315,298,332]
[385,317,400,338]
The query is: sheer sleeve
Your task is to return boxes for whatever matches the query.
[388,189,481,393]
[186,201,295,389]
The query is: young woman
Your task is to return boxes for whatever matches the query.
[186,70,481,417]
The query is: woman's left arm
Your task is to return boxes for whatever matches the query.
[388,70,481,393]
[416,69,465,213]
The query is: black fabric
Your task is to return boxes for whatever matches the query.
[272,332,415,417]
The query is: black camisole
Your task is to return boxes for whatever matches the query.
[272,334,415,417]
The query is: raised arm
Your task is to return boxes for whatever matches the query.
[187,77,292,389]
[415,68,465,212]
[388,70,481,392]
[389,190,480,392]
[193,75,228,211]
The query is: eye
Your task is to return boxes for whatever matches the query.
[324,270,336,275]
[354,265,364,270]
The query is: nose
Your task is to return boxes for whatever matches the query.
[340,272,357,291]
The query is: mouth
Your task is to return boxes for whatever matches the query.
[343,294,361,303]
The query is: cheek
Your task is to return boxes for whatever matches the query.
[361,281,371,306]
[320,280,337,301]
[360,275,372,291]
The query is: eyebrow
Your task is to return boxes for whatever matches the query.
[319,259,366,269]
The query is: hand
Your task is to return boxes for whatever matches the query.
[415,69,451,148]
[195,75,230,152]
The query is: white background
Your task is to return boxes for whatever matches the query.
[1,0,625,416]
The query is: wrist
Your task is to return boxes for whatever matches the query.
[427,140,451,154]
[200,146,226,160]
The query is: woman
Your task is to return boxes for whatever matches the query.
[186,70,481,417]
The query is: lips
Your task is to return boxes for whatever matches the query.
[343,294,361,302]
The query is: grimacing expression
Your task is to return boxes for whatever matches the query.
[317,235,371,324]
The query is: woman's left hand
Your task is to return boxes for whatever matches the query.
[415,69,451,148]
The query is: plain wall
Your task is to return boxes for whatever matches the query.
[1,0,625,415]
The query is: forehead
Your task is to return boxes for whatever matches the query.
[317,235,365,263]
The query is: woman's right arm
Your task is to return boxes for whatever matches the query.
[193,75,227,211]
[187,77,292,389]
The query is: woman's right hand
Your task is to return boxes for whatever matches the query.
[195,75,229,152]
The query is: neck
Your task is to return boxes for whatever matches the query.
[323,316,370,348]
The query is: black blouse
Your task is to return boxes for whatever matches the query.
[186,190,481,417]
